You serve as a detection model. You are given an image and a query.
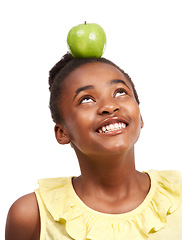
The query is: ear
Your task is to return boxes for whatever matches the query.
[140,115,144,129]
[54,124,71,145]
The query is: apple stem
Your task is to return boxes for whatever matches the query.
[84,21,87,25]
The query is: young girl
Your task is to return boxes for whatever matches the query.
[5,53,182,240]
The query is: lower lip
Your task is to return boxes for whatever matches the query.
[96,127,126,136]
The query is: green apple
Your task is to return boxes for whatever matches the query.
[67,22,106,58]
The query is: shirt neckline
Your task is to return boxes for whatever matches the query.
[68,170,155,220]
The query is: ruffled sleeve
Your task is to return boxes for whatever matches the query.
[38,170,182,240]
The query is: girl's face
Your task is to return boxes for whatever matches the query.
[56,62,143,157]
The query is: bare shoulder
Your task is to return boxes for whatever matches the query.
[5,192,40,240]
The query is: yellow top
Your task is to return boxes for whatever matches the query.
[35,170,182,240]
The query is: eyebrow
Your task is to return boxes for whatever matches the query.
[73,79,130,101]
[73,85,94,101]
[109,79,130,90]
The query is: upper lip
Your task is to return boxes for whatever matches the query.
[95,116,129,132]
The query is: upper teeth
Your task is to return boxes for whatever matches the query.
[98,122,126,133]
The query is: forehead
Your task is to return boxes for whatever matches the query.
[64,62,132,89]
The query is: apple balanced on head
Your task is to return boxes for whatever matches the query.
[67,22,106,58]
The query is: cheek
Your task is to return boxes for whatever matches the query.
[132,112,143,143]
[64,109,98,155]
[128,100,141,122]
[127,102,143,135]
[65,109,95,139]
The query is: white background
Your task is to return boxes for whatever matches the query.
[1,0,182,238]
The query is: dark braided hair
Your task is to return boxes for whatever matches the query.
[49,52,140,124]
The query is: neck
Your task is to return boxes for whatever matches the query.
[72,147,150,214]
[74,147,138,195]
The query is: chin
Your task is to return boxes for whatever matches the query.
[96,142,135,156]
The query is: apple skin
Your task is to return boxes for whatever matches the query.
[67,22,106,58]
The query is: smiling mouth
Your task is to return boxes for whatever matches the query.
[97,122,127,134]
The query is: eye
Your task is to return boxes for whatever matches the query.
[79,95,94,104]
[114,88,127,97]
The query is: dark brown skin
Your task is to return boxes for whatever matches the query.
[5,193,40,240]
[5,62,150,239]
[55,62,150,214]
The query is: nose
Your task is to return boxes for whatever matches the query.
[97,99,120,115]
